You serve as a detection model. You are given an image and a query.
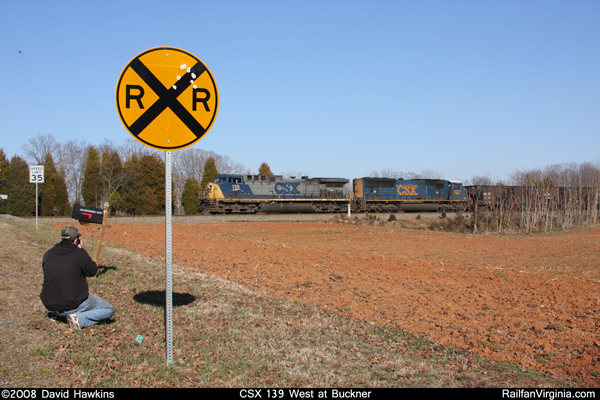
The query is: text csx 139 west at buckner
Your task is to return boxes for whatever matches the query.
[238,389,373,399]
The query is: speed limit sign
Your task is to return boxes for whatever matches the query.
[29,165,44,183]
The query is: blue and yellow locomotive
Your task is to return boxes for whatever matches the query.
[199,174,349,214]
[199,174,468,214]
[352,177,468,213]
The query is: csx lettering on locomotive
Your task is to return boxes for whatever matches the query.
[397,184,418,196]
[274,182,300,194]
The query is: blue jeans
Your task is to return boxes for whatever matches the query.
[58,294,114,328]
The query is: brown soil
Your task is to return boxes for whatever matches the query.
[80,218,600,385]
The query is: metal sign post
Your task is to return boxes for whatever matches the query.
[116,47,219,366]
[29,165,44,229]
[165,151,173,366]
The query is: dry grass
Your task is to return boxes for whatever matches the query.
[0,217,568,388]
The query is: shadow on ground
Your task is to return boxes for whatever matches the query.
[133,290,196,307]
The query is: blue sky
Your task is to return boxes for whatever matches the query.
[1,0,598,183]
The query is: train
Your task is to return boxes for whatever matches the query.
[198,174,470,214]
[353,177,467,213]
[465,184,598,212]
[198,174,350,214]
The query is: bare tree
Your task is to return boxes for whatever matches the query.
[54,139,88,205]
[368,168,444,180]
[283,170,305,178]
[368,168,403,179]
[469,172,495,186]
[172,148,207,183]
[22,134,60,164]
[170,148,249,214]
[100,148,131,212]
[212,152,249,174]
[119,138,155,162]
[420,169,443,179]
[475,160,600,234]
[406,170,443,179]
[97,138,118,160]
[171,148,209,214]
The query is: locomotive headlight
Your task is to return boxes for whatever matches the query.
[206,182,225,200]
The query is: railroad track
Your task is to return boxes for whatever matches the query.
[11,212,465,224]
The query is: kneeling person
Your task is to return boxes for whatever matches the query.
[40,225,114,329]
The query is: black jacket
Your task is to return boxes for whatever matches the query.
[40,241,98,311]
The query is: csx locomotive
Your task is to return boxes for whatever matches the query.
[198,174,349,214]
[353,177,468,213]
[199,173,469,214]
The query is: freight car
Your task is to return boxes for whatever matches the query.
[466,185,525,211]
[352,177,468,213]
[466,184,598,212]
[198,174,349,214]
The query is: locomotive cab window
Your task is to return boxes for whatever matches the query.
[229,177,242,184]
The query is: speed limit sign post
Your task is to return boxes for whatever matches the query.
[29,166,44,184]
[29,165,44,229]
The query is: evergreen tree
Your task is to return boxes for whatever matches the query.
[200,157,219,190]
[0,149,8,214]
[181,178,200,214]
[100,149,125,213]
[138,153,165,215]
[39,153,72,216]
[120,155,143,214]
[48,154,71,216]
[53,170,71,216]
[0,149,6,186]
[105,187,122,215]
[258,162,273,175]
[39,154,57,215]
[121,153,165,215]
[82,146,102,207]
[5,156,36,216]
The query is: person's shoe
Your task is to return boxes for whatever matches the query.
[67,314,81,330]
[47,312,61,323]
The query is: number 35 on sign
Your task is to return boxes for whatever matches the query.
[29,165,44,183]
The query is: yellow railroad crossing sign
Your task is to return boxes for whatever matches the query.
[116,47,219,151]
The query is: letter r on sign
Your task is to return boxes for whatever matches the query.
[126,85,145,109]
[193,88,211,111]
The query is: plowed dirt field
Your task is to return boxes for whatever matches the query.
[81,218,600,386]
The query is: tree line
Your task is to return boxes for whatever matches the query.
[2,134,598,226]
[0,134,279,216]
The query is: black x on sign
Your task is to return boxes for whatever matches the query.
[116,47,219,151]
